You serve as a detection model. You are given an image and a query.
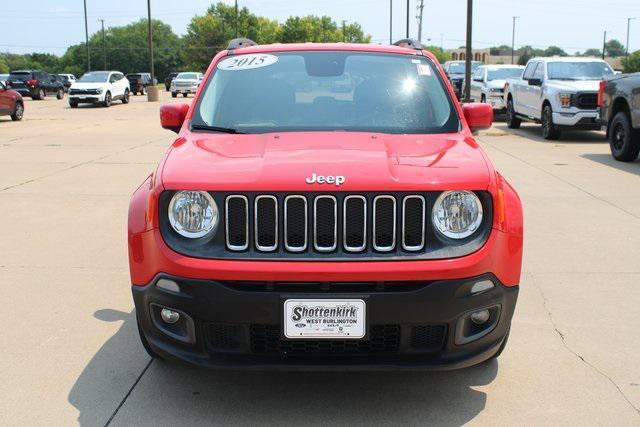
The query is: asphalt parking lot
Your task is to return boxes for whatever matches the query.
[1,92,639,426]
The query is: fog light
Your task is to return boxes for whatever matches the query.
[160,308,180,324]
[470,309,490,325]
[470,279,494,295]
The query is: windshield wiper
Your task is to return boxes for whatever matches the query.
[191,124,246,134]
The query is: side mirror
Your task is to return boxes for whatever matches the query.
[528,78,542,86]
[160,103,190,133]
[462,103,493,132]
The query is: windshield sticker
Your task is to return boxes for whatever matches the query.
[416,63,431,76]
[217,54,278,71]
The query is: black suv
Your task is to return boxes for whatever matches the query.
[164,72,178,91]
[126,73,152,95]
[7,70,65,100]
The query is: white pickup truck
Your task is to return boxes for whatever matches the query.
[504,57,614,139]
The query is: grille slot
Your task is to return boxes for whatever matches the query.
[373,196,396,252]
[225,195,248,251]
[284,195,307,252]
[314,196,337,252]
[575,92,598,110]
[343,196,367,252]
[402,196,425,251]
[251,325,400,356]
[254,196,278,251]
[410,325,447,351]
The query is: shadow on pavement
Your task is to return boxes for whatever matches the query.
[493,123,607,144]
[582,153,640,176]
[70,310,498,426]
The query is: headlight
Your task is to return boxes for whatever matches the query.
[432,191,483,239]
[95,88,103,94]
[168,191,218,238]
[558,93,572,108]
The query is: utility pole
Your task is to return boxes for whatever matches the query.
[626,18,635,57]
[602,30,607,60]
[511,16,519,64]
[464,0,472,103]
[83,0,90,71]
[389,0,393,44]
[146,0,158,101]
[405,0,409,38]
[98,19,106,70]
[235,0,238,38]
[416,0,424,43]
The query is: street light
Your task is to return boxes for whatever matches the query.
[389,0,393,45]
[405,0,409,38]
[602,30,609,60]
[511,16,519,65]
[464,0,473,103]
[98,19,106,70]
[83,0,90,71]
[626,18,636,57]
[146,0,158,102]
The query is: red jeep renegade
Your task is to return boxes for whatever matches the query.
[128,39,523,370]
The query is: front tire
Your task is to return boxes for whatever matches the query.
[122,89,130,104]
[610,111,640,162]
[34,88,45,100]
[10,102,24,121]
[140,86,146,95]
[506,98,521,129]
[56,88,64,100]
[69,99,78,108]
[103,91,112,108]
[171,92,177,98]
[480,94,486,103]
[541,104,561,140]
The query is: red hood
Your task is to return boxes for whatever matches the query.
[160,132,493,192]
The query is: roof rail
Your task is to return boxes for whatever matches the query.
[227,38,258,50]
[393,39,423,50]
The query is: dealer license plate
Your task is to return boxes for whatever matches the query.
[283,299,366,339]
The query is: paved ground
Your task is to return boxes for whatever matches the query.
[1,92,639,426]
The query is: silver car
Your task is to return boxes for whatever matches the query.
[470,65,524,111]
[170,72,203,98]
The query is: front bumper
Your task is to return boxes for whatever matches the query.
[487,96,505,110]
[134,273,518,370]
[553,110,600,128]
[172,86,198,94]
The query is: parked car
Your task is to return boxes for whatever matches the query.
[68,71,130,108]
[0,74,8,84]
[0,80,24,121]
[57,74,77,92]
[598,72,640,161]
[126,73,152,95]
[6,70,65,100]
[443,60,481,99]
[164,72,179,91]
[129,38,523,370]
[504,57,614,139]
[469,65,524,111]
[170,72,203,97]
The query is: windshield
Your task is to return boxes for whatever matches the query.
[8,72,32,81]
[78,71,109,83]
[547,62,613,80]
[192,51,458,134]
[448,62,479,74]
[177,73,199,80]
[487,68,523,80]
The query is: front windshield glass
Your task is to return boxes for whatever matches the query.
[177,73,199,80]
[487,68,523,80]
[448,62,479,74]
[547,62,613,80]
[78,71,109,83]
[193,51,458,134]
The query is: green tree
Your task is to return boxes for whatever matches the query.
[423,46,451,63]
[543,46,567,57]
[605,39,625,57]
[280,16,370,43]
[622,50,640,73]
[583,48,602,57]
[0,57,9,74]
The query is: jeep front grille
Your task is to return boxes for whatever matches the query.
[225,193,428,255]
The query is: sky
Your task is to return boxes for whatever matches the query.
[1,0,639,56]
